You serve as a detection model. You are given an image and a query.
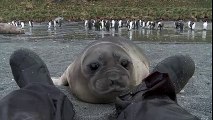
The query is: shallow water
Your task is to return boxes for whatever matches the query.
[0,21,212,43]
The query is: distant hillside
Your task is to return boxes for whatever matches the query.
[0,0,212,22]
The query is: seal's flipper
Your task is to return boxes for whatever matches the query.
[52,73,68,86]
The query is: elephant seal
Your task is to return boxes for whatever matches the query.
[54,36,149,103]
[0,23,24,34]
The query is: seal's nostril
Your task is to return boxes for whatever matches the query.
[110,79,119,86]
[110,80,115,85]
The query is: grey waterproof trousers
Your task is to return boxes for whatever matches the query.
[0,84,74,120]
[0,72,200,120]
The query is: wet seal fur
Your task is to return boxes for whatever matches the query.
[0,23,24,34]
[53,36,149,103]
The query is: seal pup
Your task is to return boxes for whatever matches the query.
[0,23,24,34]
[54,36,149,103]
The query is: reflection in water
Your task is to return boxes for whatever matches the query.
[157,30,161,37]
[47,27,57,36]
[191,30,195,40]
[95,27,211,42]
[47,28,52,36]
[85,26,88,37]
[146,29,151,37]
[186,30,193,40]
[29,27,32,35]
[142,29,145,36]
[54,27,57,35]
[187,30,195,40]
[101,30,104,38]
[187,30,190,40]
[138,29,142,36]
[112,29,115,37]
[129,30,133,40]
[118,28,122,36]
[19,22,212,43]
[202,31,207,39]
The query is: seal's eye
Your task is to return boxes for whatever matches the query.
[89,62,100,71]
[120,59,129,69]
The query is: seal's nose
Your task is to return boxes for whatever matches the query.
[107,72,121,84]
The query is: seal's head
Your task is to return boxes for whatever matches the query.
[63,36,149,103]
[70,42,135,103]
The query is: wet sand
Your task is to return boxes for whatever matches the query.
[0,39,212,120]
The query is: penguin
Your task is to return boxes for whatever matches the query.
[48,21,52,29]
[191,22,196,30]
[188,21,191,28]
[179,20,184,31]
[88,19,93,30]
[94,20,101,31]
[53,20,57,27]
[114,20,119,31]
[146,21,150,29]
[111,19,115,28]
[29,20,33,27]
[84,20,88,27]
[175,20,184,31]
[142,21,146,28]
[128,20,133,30]
[11,21,15,26]
[105,20,110,31]
[139,20,142,27]
[150,21,155,30]
[21,22,25,29]
[135,20,139,29]
[157,21,163,30]
[189,21,195,30]
[101,20,105,30]
[203,21,207,30]
[118,20,122,28]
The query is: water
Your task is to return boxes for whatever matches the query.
[0,21,212,43]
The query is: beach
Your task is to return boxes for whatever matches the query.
[0,38,212,120]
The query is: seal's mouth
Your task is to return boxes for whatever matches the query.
[94,85,128,95]
[91,77,129,95]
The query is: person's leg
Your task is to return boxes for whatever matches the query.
[115,55,200,120]
[152,54,195,93]
[0,48,74,120]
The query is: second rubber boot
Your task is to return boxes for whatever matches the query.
[9,48,54,88]
[152,54,195,93]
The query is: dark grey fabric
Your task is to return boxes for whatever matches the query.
[116,72,200,120]
[0,72,199,120]
[117,97,200,120]
[0,83,74,120]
